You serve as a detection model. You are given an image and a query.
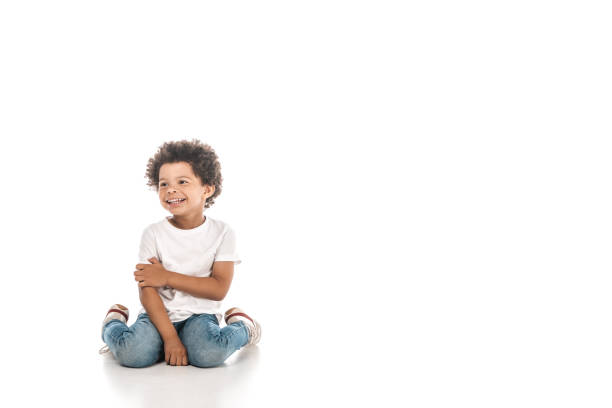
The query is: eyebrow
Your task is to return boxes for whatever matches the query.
[159,176,192,182]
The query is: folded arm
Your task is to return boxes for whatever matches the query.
[166,261,234,301]
[135,257,234,301]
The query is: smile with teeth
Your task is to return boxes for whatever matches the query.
[166,198,186,207]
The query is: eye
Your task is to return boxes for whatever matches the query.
[159,180,187,187]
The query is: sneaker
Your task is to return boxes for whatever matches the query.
[99,304,129,354]
[225,307,261,346]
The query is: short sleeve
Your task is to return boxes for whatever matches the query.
[215,227,242,265]
[138,227,159,264]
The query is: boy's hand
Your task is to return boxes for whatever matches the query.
[134,257,170,288]
[164,336,188,366]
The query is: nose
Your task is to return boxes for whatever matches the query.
[161,183,178,195]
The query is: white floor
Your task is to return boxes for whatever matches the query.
[99,341,264,407]
[19,302,405,408]
[90,306,403,408]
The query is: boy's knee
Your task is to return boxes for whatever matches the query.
[113,337,161,368]
[116,349,159,368]
[188,347,227,368]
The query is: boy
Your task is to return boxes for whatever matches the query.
[99,139,261,368]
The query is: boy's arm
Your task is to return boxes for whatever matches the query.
[166,261,234,301]
[138,286,179,341]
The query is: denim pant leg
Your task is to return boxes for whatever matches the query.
[102,313,164,368]
[179,313,249,368]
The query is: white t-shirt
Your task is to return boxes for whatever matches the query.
[137,215,242,323]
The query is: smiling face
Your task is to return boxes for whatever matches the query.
[158,161,215,215]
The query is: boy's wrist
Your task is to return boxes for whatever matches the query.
[160,330,180,342]
[165,270,176,287]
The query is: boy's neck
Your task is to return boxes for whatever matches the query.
[169,214,206,230]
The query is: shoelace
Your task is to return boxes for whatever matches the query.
[99,345,110,354]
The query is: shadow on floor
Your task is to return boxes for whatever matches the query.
[101,346,261,407]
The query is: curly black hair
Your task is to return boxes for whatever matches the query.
[145,139,223,209]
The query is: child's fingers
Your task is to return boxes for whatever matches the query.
[182,354,188,366]
[168,351,174,366]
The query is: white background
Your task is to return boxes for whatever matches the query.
[1,1,611,407]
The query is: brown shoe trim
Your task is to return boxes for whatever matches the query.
[224,307,239,317]
[107,308,128,321]
[226,312,253,325]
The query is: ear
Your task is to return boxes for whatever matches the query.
[205,185,215,198]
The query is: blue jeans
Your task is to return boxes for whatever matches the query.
[102,312,249,368]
